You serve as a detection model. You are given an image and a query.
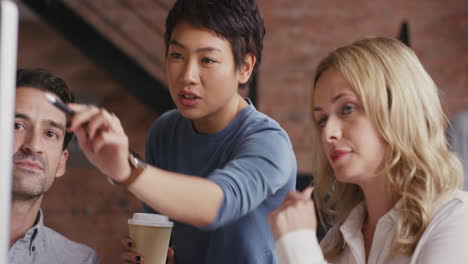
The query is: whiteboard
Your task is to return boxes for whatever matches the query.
[0,0,18,262]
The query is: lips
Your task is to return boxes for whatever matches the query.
[178,91,201,107]
[15,160,44,172]
[330,149,350,163]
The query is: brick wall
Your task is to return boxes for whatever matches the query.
[258,0,468,172]
[17,0,468,262]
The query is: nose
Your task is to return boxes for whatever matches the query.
[21,129,44,155]
[182,60,199,85]
[322,117,342,143]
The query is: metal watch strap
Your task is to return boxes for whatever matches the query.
[123,152,147,186]
[107,152,146,186]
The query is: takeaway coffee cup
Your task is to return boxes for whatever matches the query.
[128,213,174,264]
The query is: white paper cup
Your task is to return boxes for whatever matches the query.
[128,213,173,264]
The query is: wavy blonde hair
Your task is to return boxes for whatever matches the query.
[311,37,463,260]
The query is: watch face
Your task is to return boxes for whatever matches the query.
[129,153,146,168]
[138,158,147,168]
[129,154,138,167]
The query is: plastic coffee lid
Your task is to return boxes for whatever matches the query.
[128,213,174,227]
[134,213,168,222]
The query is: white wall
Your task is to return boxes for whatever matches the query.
[0,0,18,261]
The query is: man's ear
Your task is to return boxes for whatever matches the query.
[55,149,69,178]
[238,53,256,85]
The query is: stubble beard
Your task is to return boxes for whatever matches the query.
[12,151,50,201]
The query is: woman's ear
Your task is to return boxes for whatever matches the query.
[238,53,256,85]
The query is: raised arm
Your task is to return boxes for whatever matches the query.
[67,104,223,227]
[269,188,329,264]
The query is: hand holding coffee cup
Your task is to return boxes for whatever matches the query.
[127,213,174,264]
[120,237,143,263]
[120,238,175,264]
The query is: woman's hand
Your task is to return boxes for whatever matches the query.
[120,237,175,264]
[268,186,318,241]
[67,104,131,182]
[121,237,143,263]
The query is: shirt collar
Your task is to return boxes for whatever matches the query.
[339,202,366,240]
[339,199,403,240]
[23,209,44,254]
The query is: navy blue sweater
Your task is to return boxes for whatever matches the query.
[144,101,296,264]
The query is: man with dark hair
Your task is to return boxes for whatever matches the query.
[16,68,75,149]
[9,68,99,263]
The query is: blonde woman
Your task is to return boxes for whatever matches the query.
[269,37,468,264]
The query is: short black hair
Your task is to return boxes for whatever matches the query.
[16,68,75,149]
[164,0,265,88]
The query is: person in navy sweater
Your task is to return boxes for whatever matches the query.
[67,0,297,263]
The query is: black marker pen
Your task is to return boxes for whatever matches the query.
[44,93,75,116]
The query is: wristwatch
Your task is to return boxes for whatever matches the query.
[107,152,147,186]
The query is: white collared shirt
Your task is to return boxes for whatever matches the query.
[275,190,468,264]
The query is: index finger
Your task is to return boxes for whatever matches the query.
[301,186,314,199]
[68,103,93,111]
[121,237,135,251]
[67,104,100,131]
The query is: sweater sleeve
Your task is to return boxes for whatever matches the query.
[202,128,296,230]
[275,229,328,264]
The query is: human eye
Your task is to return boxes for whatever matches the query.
[168,52,183,60]
[201,57,217,64]
[316,116,328,128]
[342,104,355,115]
[14,122,27,133]
[45,130,60,140]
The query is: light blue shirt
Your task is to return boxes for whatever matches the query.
[8,210,100,264]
